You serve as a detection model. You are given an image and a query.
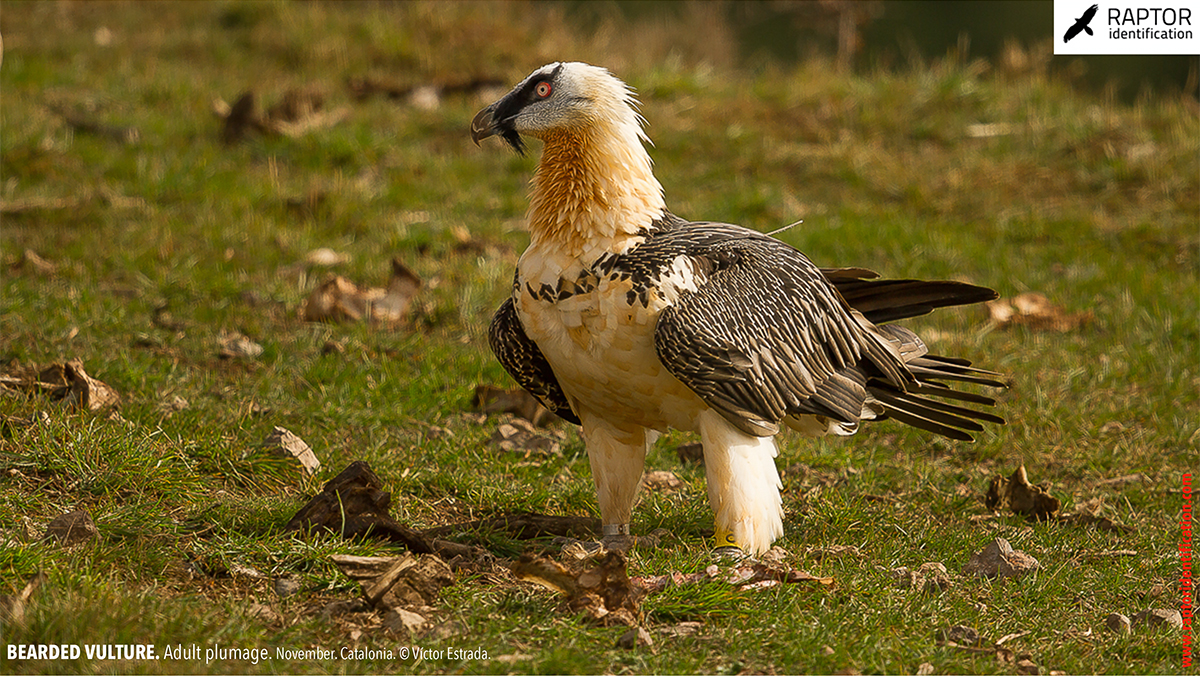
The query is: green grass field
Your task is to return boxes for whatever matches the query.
[1,2,1196,674]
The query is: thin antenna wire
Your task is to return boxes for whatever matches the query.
[767,219,803,237]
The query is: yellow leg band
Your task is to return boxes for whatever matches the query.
[713,527,741,550]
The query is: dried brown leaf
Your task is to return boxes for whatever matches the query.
[302,259,419,324]
[262,426,320,476]
[473,385,553,426]
[984,465,1060,520]
[511,551,642,626]
[962,537,1040,579]
[987,292,1092,332]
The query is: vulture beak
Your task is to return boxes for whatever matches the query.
[470,102,499,145]
[470,95,526,155]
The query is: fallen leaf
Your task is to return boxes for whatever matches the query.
[303,258,420,324]
[511,551,642,626]
[218,332,263,359]
[987,292,1092,332]
[0,571,46,625]
[262,426,321,476]
[332,553,454,611]
[962,537,1040,580]
[473,385,554,426]
[488,418,562,456]
[984,465,1060,520]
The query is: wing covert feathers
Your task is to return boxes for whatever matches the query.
[651,220,1004,441]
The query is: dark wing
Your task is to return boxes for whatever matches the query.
[489,298,581,425]
[653,227,913,437]
[1082,4,1098,22]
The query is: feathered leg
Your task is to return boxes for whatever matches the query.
[697,408,784,556]
[579,414,652,548]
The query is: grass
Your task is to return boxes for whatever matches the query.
[1,1,1196,674]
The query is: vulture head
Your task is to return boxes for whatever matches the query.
[470,61,646,155]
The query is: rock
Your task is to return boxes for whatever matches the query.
[1132,608,1183,631]
[383,607,428,634]
[45,510,98,545]
[616,626,654,649]
[273,576,302,598]
[332,553,454,611]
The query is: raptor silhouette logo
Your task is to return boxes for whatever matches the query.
[1064,3,1100,42]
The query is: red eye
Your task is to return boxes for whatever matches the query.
[535,81,552,98]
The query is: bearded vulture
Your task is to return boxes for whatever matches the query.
[471,62,1004,556]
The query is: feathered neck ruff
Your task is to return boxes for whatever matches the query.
[526,89,666,260]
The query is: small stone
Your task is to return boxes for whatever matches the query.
[305,248,350,267]
[1132,608,1183,631]
[383,607,428,634]
[1016,658,1040,675]
[274,576,302,598]
[45,510,98,546]
[916,663,935,675]
[1104,612,1131,634]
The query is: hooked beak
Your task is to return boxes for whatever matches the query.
[470,102,499,145]
[470,97,526,155]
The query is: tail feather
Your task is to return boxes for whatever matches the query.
[824,269,999,324]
